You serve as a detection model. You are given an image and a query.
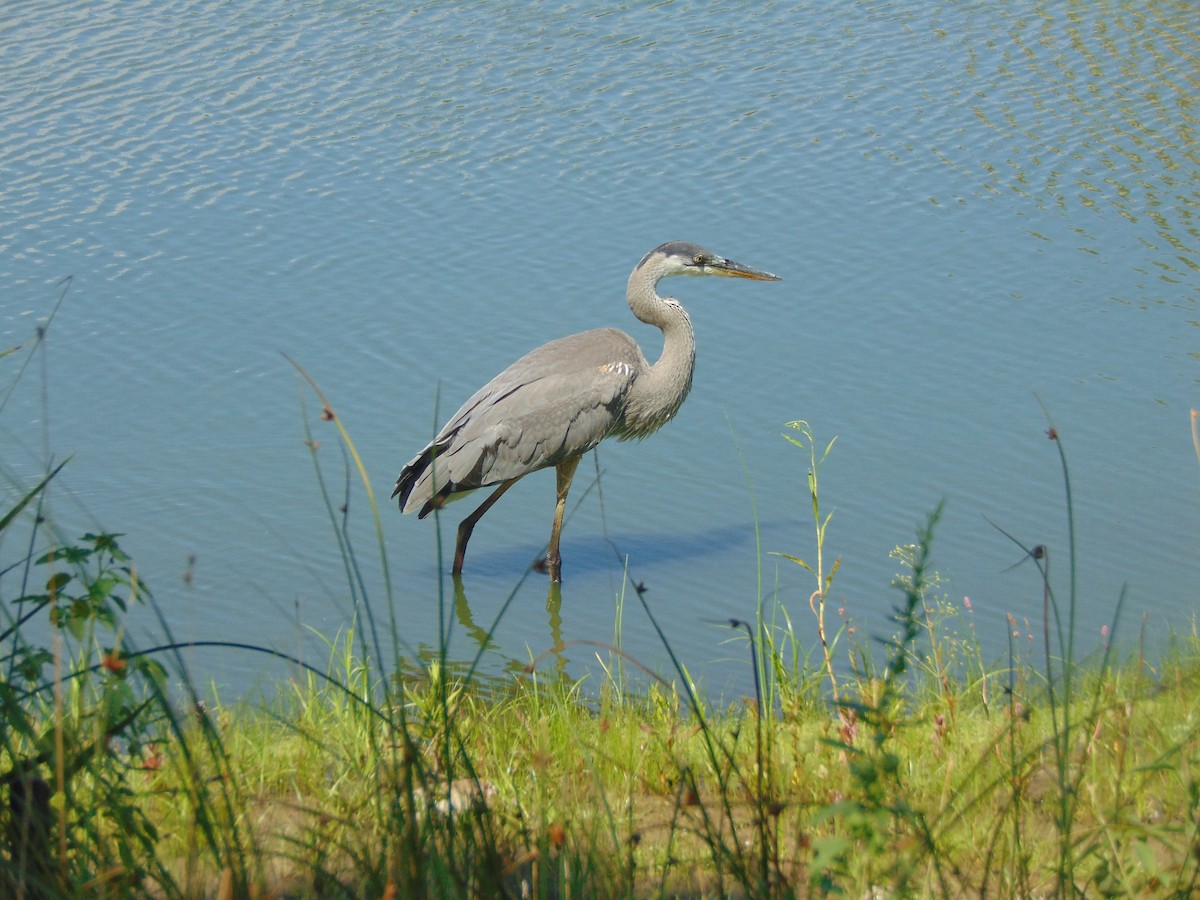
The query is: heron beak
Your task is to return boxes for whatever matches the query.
[708,256,782,282]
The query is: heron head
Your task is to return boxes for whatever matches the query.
[641,241,781,282]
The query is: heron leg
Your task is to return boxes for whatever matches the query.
[545,456,581,583]
[453,479,518,574]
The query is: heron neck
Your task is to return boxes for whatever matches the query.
[621,269,696,437]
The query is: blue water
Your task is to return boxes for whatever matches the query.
[2,0,1197,698]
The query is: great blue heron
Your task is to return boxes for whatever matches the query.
[393,240,781,582]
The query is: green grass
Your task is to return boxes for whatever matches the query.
[27,621,1196,898]
[3,322,1200,897]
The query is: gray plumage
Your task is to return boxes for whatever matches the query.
[393,240,780,582]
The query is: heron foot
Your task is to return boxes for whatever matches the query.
[533,554,563,583]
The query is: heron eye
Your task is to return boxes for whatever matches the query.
[693,254,705,265]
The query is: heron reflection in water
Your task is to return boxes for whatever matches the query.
[393,241,781,582]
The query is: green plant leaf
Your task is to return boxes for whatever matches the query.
[1133,839,1161,877]
[0,459,69,534]
[808,834,853,876]
[771,551,813,572]
[38,544,90,566]
[45,571,71,594]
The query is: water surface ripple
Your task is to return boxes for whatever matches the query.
[1,0,1196,697]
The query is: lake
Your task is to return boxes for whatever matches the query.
[1,0,1197,700]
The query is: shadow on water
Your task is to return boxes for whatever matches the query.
[427,518,769,580]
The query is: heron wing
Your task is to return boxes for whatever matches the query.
[393,328,644,516]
